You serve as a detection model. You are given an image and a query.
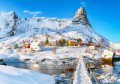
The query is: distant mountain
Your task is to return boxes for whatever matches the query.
[0,7,120,49]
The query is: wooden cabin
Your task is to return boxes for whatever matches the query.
[30,42,44,52]
[90,43,94,46]
[89,46,96,50]
[10,44,18,49]
[79,42,84,45]
[48,40,57,46]
[117,50,120,52]
[78,42,89,46]
[24,44,30,48]
[67,40,78,46]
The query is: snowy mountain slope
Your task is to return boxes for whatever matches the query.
[0,11,18,38]
[15,17,72,35]
[0,7,119,49]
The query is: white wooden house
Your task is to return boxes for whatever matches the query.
[48,40,57,46]
[10,44,18,49]
[89,46,96,50]
[30,42,44,52]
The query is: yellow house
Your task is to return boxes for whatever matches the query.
[67,40,78,46]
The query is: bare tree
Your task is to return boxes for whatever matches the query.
[52,47,57,54]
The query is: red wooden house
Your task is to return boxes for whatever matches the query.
[117,50,120,52]
[84,43,89,46]
[90,43,94,46]
[79,42,84,45]
[78,42,89,46]
[24,44,30,48]
[114,49,117,52]
[95,45,100,48]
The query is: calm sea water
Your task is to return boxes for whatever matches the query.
[6,59,77,84]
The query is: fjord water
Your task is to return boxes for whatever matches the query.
[6,59,77,84]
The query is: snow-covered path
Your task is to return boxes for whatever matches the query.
[73,56,92,84]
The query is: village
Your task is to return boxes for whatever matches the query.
[0,36,119,84]
[0,34,120,66]
[1,36,119,59]
[0,0,120,83]
[0,36,103,53]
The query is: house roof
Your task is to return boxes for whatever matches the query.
[31,42,41,46]
[69,40,78,42]
[49,39,56,42]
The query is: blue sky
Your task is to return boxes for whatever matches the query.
[0,0,120,43]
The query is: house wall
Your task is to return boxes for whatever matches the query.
[48,41,57,46]
[24,44,30,48]
[11,44,18,49]
[67,40,71,46]
[67,40,78,46]
[89,46,95,50]
[30,46,40,51]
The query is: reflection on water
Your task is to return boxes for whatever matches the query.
[94,62,114,74]
[6,59,77,84]
[91,61,120,84]
[7,63,75,76]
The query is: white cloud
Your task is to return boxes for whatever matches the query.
[23,10,42,16]
[80,2,86,7]
[24,10,30,13]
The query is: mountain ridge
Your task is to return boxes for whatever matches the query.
[0,7,120,49]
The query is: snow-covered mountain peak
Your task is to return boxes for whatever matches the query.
[72,7,91,26]
[74,7,86,19]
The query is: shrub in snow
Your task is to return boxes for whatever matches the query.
[61,39,66,46]
[45,37,49,45]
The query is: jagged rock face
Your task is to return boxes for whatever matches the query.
[0,11,18,38]
[72,7,91,26]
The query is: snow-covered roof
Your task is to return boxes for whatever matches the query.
[69,40,78,42]
[30,42,41,46]
[49,39,56,42]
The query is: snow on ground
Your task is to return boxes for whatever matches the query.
[0,65,54,84]
[0,46,102,83]
[109,42,120,49]
[0,46,101,61]
[73,56,92,84]
[0,46,103,84]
